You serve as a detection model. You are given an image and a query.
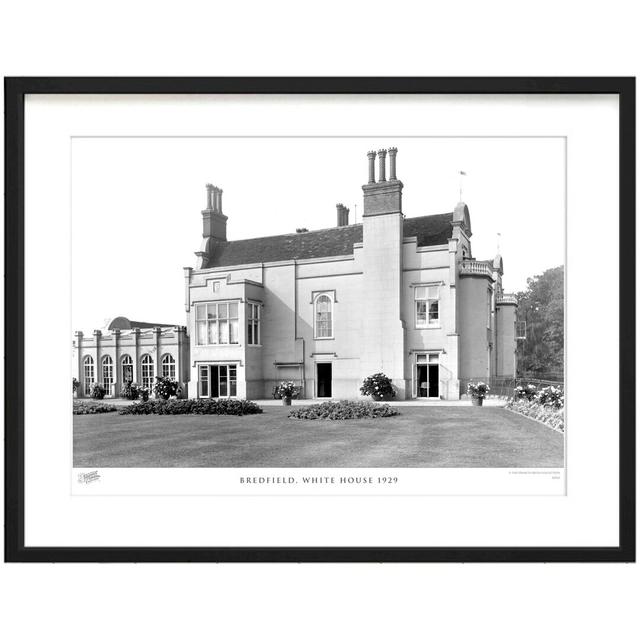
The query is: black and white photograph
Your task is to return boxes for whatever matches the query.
[5,77,633,565]
[71,137,565,471]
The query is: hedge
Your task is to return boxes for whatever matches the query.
[289,400,399,420]
[73,400,118,415]
[117,398,263,416]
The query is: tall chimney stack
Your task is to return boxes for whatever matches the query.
[336,203,349,227]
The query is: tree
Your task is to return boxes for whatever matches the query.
[516,265,564,379]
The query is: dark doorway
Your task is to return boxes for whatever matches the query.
[428,363,439,398]
[417,365,429,397]
[316,363,332,398]
[417,364,439,398]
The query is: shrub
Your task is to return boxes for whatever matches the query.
[506,399,564,432]
[514,384,537,401]
[274,380,301,399]
[90,383,107,400]
[73,400,118,415]
[72,377,80,394]
[360,373,396,398]
[536,385,564,410]
[120,379,140,400]
[289,400,399,420]
[117,398,263,416]
[467,382,490,399]
[153,376,179,400]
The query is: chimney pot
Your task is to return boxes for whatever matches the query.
[205,183,215,210]
[377,148,387,182]
[367,150,377,183]
[388,147,398,180]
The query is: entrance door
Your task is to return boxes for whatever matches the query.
[316,363,332,398]
[416,354,440,398]
[198,364,238,397]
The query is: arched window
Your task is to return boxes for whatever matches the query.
[314,294,333,339]
[161,353,176,379]
[141,354,154,390]
[121,354,134,384]
[102,355,114,396]
[83,355,94,395]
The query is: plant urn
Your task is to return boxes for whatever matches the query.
[282,396,292,406]
[471,396,483,407]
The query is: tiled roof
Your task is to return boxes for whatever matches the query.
[205,212,453,268]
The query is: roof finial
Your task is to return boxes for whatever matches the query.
[496,232,501,254]
[458,170,467,201]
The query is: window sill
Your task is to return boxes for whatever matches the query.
[247,344,262,348]
[415,325,441,330]
[314,336,335,341]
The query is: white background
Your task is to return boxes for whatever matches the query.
[72,135,565,329]
[1,2,638,640]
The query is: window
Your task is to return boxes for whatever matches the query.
[141,354,154,389]
[195,302,239,345]
[247,302,261,345]
[415,285,439,327]
[161,353,176,378]
[198,364,237,398]
[314,294,333,338]
[83,355,94,395]
[102,355,113,396]
[121,354,134,383]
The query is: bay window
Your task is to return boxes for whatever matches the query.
[195,302,240,345]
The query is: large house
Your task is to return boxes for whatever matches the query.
[74,148,517,401]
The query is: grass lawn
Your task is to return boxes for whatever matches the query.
[73,405,564,468]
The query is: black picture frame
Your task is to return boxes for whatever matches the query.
[4,77,635,563]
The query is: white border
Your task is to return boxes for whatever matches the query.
[24,94,618,547]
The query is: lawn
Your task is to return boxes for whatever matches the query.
[73,405,564,468]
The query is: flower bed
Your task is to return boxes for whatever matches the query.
[117,398,263,416]
[73,400,118,415]
[289,400,399,420]
[505,399,564,432]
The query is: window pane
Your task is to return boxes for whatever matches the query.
[219,366,228,396]
[207,320,218,344]
[199,365,208,397]
[196,304,206,320]
[218,304,228,319]
[429,301,439,322]
[229,366,237,396]
[415,286,427,300]
[207,304,217,320]
[230,319,239,343]
[427,286,439,299]
[229,302,238,318]
[428,353,439,363]
[197,320,207,345]
[248,323,254,345]
[416,300,427,325]
[219,319,229,344]
[416,354,427,363]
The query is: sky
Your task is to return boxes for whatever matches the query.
[72,137,565,331]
